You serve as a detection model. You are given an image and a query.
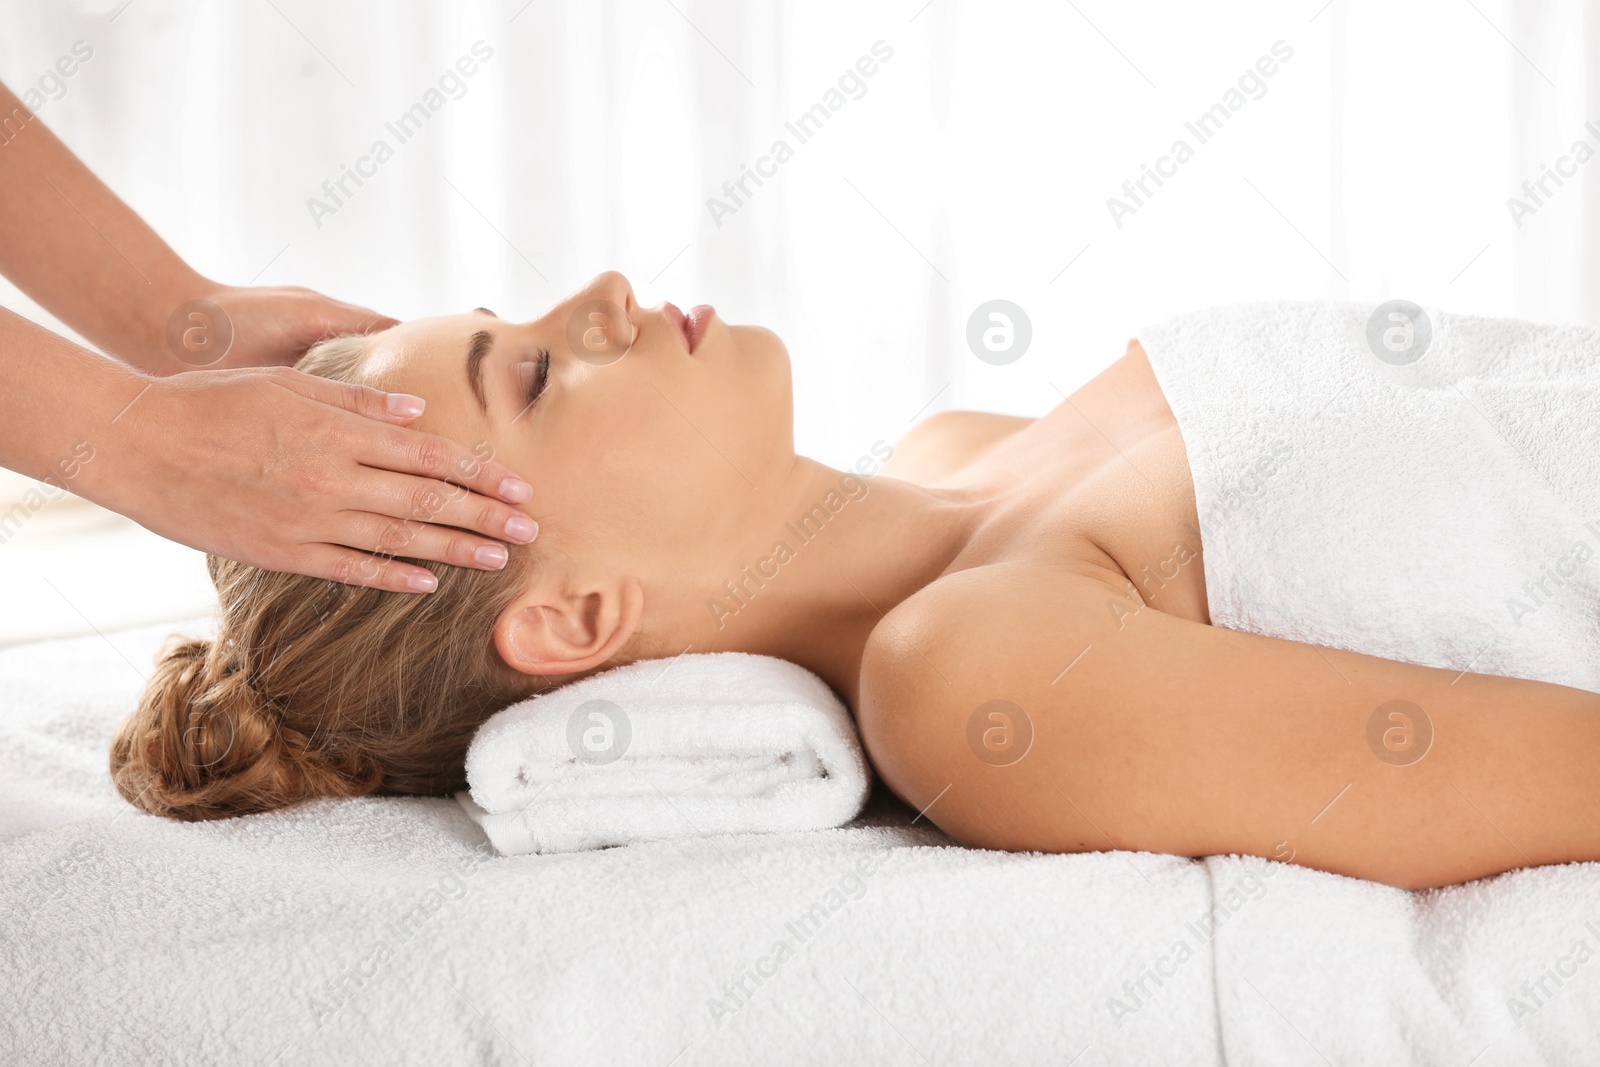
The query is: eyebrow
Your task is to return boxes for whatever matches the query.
[473,307,496,317]
[466,329,494,415]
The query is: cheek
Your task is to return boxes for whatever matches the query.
[543,393,727,518]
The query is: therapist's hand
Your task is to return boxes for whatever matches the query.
[100,365,537,591]
[160,283,399,372]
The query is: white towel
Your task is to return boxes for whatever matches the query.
[1139,299,1600,695]
[1139,300,1600,1064]
[5,622,1225,1067]
[457,651,872,855]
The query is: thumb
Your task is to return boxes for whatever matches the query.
[315,299,400,338]
[269,366,426,424]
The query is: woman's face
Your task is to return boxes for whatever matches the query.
[359,272,794,568]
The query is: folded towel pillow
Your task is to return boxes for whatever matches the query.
[454,652,872,855]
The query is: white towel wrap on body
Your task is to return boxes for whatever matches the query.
[1138,300,1600,694]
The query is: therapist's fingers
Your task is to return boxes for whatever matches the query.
[199,286,401,370]
[340,509,521,573]
[357,469,539,556]
[299,545,441,593]
[307,297,400,340]
[113,366,540,594]
[271,366,430,425]
[358,423,536,515]
[270,367,535,509]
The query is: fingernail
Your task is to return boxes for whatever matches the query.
[407,571,438,592]
[387,393,426,417]
[504,515,538,542]
[475,543,509,569]
[498,477,532,503]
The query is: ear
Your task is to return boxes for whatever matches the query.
[493,575,645,677]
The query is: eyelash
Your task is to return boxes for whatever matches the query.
[524,349,551,408]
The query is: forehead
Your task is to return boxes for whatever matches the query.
[355,314,498,443]
[360,313,480,390]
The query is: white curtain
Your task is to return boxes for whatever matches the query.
[0,0,1592,642]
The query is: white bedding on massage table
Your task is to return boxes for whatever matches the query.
[3,623,1598,1065]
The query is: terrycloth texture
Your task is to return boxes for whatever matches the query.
[457,652,871,855]
[1139,300,1600,695]
[1202,853,1600,1065]
[10,626,1600,1065]
[1139,301,1600,1064]
[2,623,1223,1066]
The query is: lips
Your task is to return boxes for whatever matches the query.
[685,305,715,353]
[663,301,716,354]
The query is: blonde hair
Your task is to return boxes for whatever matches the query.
[110,336,541,820]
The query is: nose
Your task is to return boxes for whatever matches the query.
[579,270,635,316]
[557,271,636,364]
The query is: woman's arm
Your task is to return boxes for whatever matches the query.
[858,561,1600,889]
[0,80,390,373]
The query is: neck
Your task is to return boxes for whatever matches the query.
[652,455,989,707]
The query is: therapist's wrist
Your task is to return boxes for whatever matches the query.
[72,368,195,524]
[113,267,223,377]
[26,347,158,513]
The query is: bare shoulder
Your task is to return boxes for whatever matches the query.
[857,560,1600,888]
[856,562,1126,841]
[879,410,1034,485]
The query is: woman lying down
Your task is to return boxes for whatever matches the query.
[110,271,1600,891]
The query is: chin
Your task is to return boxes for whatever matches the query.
[734,324,791,380]
[726,322,785,358]
[724,323,794,432]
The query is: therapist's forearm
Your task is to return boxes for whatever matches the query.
[0,80,209,374]
[0,302,145,492]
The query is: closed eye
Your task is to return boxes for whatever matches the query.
[514,349,551,422]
